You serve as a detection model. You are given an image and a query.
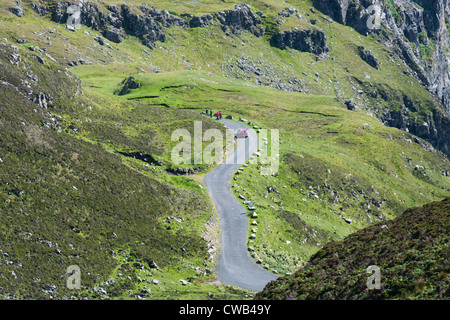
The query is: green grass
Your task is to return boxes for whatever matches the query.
[108,68,450,275]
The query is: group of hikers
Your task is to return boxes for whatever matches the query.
[205,108,222,120]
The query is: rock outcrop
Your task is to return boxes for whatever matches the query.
[32,2,264,48]
[313,0,450,157]
[358,46,379,69]
[36,1,188,48]
[272,29,329,57]
[10,2,24,17]
[216,3,265,37]
[190,3,264,37]
[115,76,141,96]
[313,0,450,116]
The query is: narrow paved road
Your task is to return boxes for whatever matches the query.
[204,119,278,292]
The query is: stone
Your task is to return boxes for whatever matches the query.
[180,279,189,285]
[10,5,24,17]
[272,29,329,57]
[141,288,151,295]
[358,46,379,69]
[116,76,141,95]
[103,27,125,43]
[31,2,49,16]
[35,55,45,64]
[344,99,356,111]
[94,36,104,46]
[147,259,159,269]
[215,4,265,37]
[98,288,107,295]
[189,15,211,28]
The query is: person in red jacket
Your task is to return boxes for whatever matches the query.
[219,111,222,119]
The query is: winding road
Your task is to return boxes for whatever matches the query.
[204,119,278,292]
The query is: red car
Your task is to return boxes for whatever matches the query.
[235,128,249,139]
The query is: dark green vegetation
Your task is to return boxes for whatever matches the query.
[0,0,449,299]
[256,197,450,300]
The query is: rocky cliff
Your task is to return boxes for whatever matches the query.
[313,0,450,116]
[272,28,329,57]
[312,0,450,157]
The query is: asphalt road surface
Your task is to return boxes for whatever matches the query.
[204,119,278,292]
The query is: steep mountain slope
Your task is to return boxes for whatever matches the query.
[0,0,449,299]
[0,17,238,300]
[255,197,450,300]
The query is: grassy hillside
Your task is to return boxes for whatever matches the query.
[255,197,450,300]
